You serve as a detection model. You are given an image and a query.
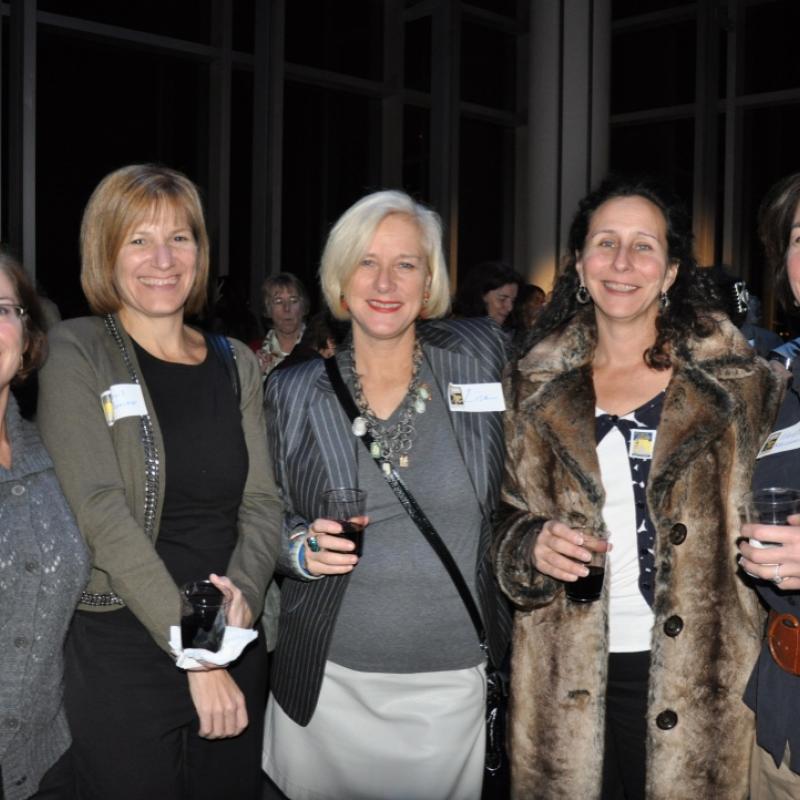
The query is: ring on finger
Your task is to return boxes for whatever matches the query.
[773,563,785,585]
[307,534,321,553]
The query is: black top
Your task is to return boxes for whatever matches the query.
[133,337,248,588]
[744,345,800,772]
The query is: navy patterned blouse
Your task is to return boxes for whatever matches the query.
[595,391,665,608]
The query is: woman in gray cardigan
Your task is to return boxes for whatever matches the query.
[37,165,282,800]
[0,253,90,800]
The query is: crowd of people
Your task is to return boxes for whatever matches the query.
[2,162,800,800]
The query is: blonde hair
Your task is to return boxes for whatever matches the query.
[320,190,450,320]
[80,164,210,315]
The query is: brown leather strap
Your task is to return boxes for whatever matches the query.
[767,610,800,676]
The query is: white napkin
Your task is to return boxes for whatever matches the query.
[169,625,258,670]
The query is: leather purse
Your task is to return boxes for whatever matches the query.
[323,355,509,778]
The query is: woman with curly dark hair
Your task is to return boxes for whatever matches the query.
[494,176,783,799]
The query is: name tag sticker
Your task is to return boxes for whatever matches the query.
[758,420,800,459]
[100,383,147,427]
[629,429,656,460]
[448,382,505,412]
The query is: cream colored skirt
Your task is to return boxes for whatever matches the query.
[263,660,486,800]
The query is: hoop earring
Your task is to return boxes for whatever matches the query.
[659,291,670,311]
[576,284,591,305]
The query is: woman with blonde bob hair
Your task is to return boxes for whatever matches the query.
[37,164,282,800]
[262,189,511,800]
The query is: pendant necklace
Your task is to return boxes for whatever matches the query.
[350,340,430,473]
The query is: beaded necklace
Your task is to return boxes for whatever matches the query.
[350,340,430,472]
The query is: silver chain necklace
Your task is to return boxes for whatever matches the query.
[350,340,430,472]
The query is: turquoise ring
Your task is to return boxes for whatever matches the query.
[307,535,321,553]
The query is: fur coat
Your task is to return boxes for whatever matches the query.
[494,311,785,800]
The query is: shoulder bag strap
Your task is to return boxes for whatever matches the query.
[323,355,488,651]
[208,333,241,403]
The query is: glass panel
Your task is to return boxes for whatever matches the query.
[38,0,212,43]
[460,21,516,111]
[612,0,691,19]
[458,119,513,281]
[36,30,209,320]
[742,0,800,95]
[464,0,518,17]
[281,84,382,309]
[219,68,260,342]
[285,0,383,81]
[611,20,695,113]
[405,15,431,92]
[232,0,255,53]
[609,119,695,216]
[403,105,431,203]
[740,105,800,337]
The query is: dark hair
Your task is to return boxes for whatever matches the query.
[0,251,47,383]
[706,264,750,327]
[453,261,523,319]
[299,310,347,352]
[518,175,721,368]
[758,172,800,312]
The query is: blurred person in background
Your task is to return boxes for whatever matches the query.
[453,261,523,330]
[254,273,309,377]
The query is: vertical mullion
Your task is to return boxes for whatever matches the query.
[9,0,35,277]
[382,0,403,187]
[209,0,232,285]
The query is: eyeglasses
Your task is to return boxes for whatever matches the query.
[0,303,26,320]
[270,296,300,308]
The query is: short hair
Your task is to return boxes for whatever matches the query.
[453,261,523,319]
[261,272,309,318]
[320,190,450,320]
[80,164,210,316]
[0,251,47,383]
[521,175,721,368]
[758,172,800,313]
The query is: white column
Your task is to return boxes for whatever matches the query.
[523,0,610,290]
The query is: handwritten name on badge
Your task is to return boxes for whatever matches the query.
[629,429,656,460]
[100,383,147,427]
[758,420,800,459]
[447,382,506,412]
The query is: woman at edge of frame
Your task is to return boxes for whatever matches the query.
[36,164,282,800]
[262,189,512,800]
[739,171,800,799]
[0,253,90,800]
[493,175,784,799]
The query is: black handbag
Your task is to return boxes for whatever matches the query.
[324,356,509,780]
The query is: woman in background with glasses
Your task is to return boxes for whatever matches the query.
[0,252,90,800]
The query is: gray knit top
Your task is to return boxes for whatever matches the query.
[0,395,90,800]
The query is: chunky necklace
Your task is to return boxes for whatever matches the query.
[350,340,430,472]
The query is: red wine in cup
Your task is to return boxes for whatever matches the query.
[339,519,364,556]
[565,565,605,603]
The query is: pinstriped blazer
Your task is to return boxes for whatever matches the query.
[265,317,513,725]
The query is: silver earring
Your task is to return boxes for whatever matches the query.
[659,291,670,311]
[576,284,591,305]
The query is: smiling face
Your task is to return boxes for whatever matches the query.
[0,270,24,398]
[576,195,678,327]
[343,213,430,347]
[114,205,198,327]
[267,286,304,338]
[483,282,519,325]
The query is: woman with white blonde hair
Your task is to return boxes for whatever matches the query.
[263,189,511,800]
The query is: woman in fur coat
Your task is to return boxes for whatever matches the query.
[494,176,784,799]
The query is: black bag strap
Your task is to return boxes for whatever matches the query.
[208,333,241,403]
[323,355,488,653]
